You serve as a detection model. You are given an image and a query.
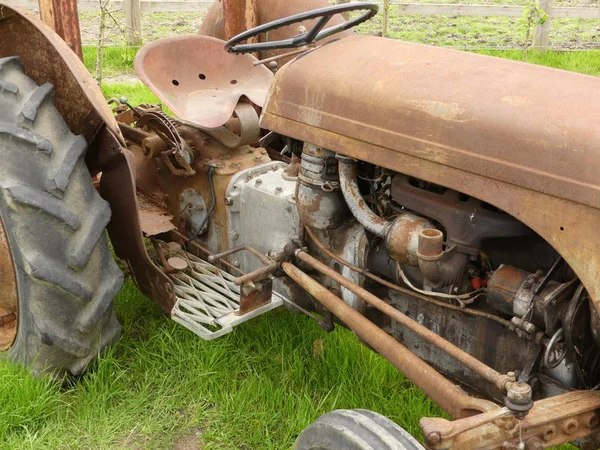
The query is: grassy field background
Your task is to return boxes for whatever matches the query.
[77,8,600,50]
[2,8,598,450]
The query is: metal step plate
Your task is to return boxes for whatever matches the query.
[168,250,282,340]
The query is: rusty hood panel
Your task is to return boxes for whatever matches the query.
[261,35,600,210]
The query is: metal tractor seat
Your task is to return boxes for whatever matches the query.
[135,35,273,129]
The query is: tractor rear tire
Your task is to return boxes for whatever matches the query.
[294,409,425,450]
[0,56,123,376]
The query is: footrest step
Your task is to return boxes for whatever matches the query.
[167,249,282,340]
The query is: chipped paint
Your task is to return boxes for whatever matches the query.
[407,100,469,122]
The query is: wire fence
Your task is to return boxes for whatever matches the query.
[8,0,600,50]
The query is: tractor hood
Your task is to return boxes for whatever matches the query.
[261,35,600,210]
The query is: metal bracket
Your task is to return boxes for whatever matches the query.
[179,189,209,237]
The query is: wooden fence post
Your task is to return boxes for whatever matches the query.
[38,0,83,59]
[223,0,258,40]
[125,0,142,46]
[383,0,390,37]
[533,0,552,51]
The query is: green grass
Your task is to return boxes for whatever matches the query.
[75,8,600,50]
[355,11,600,50]
[1,284,441,449]
[82,46,138,79]
[2,38,595,450]
[475,49,600,75]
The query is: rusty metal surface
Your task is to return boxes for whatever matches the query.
[239,279,272,315]
[151,137,270,256]
[0,4,122,143]
[262,37,600,339]
[487,265,530,316]
[234,262,278,286]
[263,35,600,210]
[93,128,175,313]
[305,226,515,330]
[391,174,532,252]
[171,230,245,276]
[0,215,18,351]
[38,0,83,59]
[337,156,388,237]
[295,250,514,393]
[135,35,272,128]
[420,390,600,449]
[388,288,541,404]
[223,0,258,41]
[297,144,348,230]
[386,214,434,266]
[139,210,175,237]
[282,261,499,419]
[199,0,354,65]
[136,190,175,237]
[208,244,272,266]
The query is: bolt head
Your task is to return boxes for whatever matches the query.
[542,425,556,442]
[426,431,441,445]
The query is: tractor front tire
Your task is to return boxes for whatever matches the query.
[294,409,425,450]
[0,56,123,376]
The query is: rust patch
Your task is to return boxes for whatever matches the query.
[421,390,600,449]
[136,189,175,237]
[239,279,272,315]
[0,214,18,351]
[134,35,272,129]
[138,210,175,237]
[0,5,123,144]
[223,0,258,41]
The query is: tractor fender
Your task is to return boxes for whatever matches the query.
[0,4,175,313]
[0,4,123,145]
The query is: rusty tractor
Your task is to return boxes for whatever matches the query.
[1,0,600,448]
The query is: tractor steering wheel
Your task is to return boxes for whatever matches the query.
[225,2,379,55]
